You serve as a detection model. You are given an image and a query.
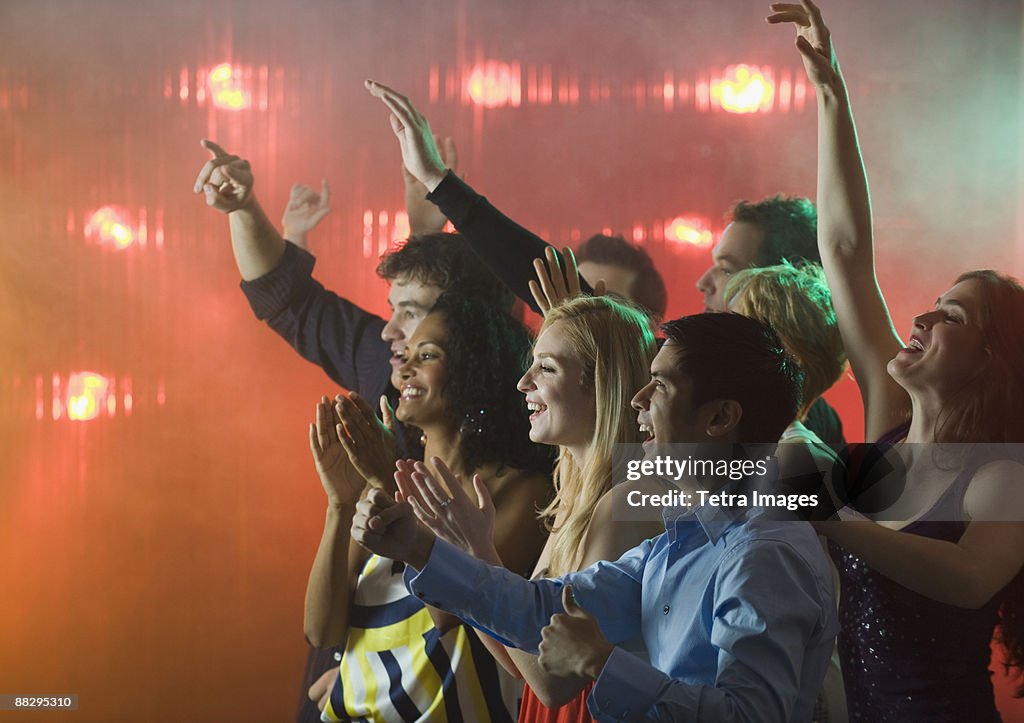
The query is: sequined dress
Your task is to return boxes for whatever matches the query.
[830,433,1005,722]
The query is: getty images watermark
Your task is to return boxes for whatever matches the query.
[610,442,1024,523]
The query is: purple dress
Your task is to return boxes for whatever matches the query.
[830,431,1008,722]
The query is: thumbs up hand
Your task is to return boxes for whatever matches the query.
[537,586,614,679]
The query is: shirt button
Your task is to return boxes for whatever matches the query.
[663,605,670,615]
[333,652,342,662]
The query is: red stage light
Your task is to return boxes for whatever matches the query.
[66,372,112,422]
[208,63,251,111]
[665,216,714,247]
[84,206,136,249]
[710,65,774,114]
[466,62,519,108]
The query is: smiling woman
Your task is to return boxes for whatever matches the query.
[400,292,553,474]
[306,291,553,723]
[769,0,1024,716]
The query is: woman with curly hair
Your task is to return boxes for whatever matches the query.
[397,291,659,723]
[770,2,1024,719]
[305,291,552,723]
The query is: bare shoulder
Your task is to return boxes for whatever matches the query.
[965,459,1024,522]
[485,466,552,508]
[576,481,666,569]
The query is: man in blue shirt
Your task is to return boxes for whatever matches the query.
[352,312,839,722]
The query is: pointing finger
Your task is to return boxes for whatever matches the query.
[194,154,237,193]
[201,138,230,158]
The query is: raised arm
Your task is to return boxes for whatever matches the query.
[403,137,458,235]
[365,80,592,314]
[193,139,286,280]
[768,2,909,440]
[194,141,392,394]
[282,180,331,249]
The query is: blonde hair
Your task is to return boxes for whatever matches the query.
[725,262,846,418]
[538,295,656,575]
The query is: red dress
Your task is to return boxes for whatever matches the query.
[518,682,595,723]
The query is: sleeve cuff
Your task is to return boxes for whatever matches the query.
[588,647,692,722]
[405,537,482,609]
[403,538,521,648]
[425,171,478,228]
[239,241,316,320]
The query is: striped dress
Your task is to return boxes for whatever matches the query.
[322,554,518,723]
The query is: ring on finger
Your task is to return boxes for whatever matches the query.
[438,497,453,508]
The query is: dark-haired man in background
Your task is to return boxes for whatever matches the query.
[575,233,668,323]
[698,195,845,445]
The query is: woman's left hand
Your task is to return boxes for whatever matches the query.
[335,392,398,492]
[395,456,501,564]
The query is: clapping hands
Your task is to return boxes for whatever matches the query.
[394,456,500,564]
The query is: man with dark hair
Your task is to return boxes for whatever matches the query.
[732,195,820,269]
[351,312,837,721]
[658,313,803,443]
[696,194,844,444]
[575,234,668,321]
[696,195,819,314]
[192,140,516,722]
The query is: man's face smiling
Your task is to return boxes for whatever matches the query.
[380,276,443,387]
[695,221,764,312]
[631,340,707,450]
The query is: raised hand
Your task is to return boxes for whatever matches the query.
[529,246,605,316]
[537,586,614,679]
[766,1,837,87]
[394,457,500,563]
[351,487,428,565]
[193,139,254,213]
[403,136,459,235]
[365,80,448,192]
[335,392,398,491]
[309,396,365,509]
[282,180,331,248]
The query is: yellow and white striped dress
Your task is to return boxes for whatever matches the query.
[322,554,518,723]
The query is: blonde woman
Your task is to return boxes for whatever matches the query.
[725,262,846,463]
[399,292,658,723]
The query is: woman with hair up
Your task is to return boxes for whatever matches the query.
[770,2,1024,720]
[725,261,850,722]
[725,261,846,450]
[397,289,659,723]
[305,292,552,723]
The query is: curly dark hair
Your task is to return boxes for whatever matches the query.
[575,234,667,320]
[422,292,553,475]
[376,232,515,312]
[729,195,820,268]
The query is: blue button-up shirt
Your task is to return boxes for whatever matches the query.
[407,504,838,722]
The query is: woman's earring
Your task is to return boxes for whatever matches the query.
[459,408,486,438]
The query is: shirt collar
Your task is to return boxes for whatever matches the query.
[663,499,747,546]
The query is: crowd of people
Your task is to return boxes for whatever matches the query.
[193,2,1024,721]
